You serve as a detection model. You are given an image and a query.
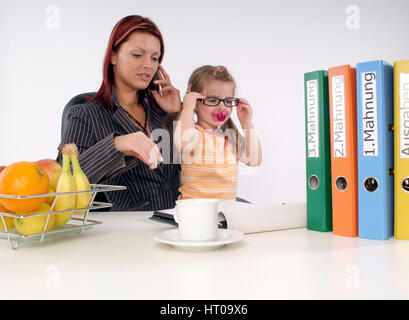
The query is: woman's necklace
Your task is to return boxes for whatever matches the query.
[121,105,149,135]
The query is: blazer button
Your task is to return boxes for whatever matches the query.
[161,181,172,192]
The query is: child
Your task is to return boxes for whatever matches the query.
[171,65,262,200]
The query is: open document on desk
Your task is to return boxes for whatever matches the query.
[150,200,307,234]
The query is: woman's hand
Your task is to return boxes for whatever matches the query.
[236,98,253,128]
[113,132,163,170]
[150,64,182,113]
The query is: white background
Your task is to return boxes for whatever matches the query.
[1,0,408,204]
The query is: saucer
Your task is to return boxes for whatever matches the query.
[154,228,244,251]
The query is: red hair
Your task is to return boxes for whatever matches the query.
[89,15,165,108]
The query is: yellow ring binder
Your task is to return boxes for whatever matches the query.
[401,177,409,193]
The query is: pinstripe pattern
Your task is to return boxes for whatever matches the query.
[57,89,181,211]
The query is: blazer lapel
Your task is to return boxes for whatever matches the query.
[112,97,168,180]
[112,107,139,135]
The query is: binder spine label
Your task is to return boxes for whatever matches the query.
[361,71,378,157]
[332,75,346,158]
[400,73,409,159]
[307,79,319,158]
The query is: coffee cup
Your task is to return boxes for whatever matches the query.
[174,198,219,241]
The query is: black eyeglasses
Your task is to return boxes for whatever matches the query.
[198,97,239,107]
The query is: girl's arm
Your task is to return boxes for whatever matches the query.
[236,98,262,167]
[239,122,263,167]
[174,92,205,154]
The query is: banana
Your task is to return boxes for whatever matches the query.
[69,143,92,215]
[53,145,76,227]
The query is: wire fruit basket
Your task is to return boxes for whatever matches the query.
[0,184,126,249]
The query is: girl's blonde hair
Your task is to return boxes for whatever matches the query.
[164,65,244,153]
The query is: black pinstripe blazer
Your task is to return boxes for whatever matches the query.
[57,89,181,211]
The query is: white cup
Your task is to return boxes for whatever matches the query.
[174,198,219,241]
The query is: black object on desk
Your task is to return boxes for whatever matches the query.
[149,197,251,229]
[150,210,178,227]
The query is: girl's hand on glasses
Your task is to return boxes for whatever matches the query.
[236,98,253,128]
[182,92,206,110]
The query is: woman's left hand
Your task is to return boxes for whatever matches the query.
[150,64,182,113]
[236,98,253,128]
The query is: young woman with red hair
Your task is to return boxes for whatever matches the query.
[59,15,182,211]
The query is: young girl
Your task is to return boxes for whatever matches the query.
[171,65,262,200]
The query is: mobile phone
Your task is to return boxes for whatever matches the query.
[148,70,160,91]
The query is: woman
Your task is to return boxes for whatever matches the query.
[58,15,182,211]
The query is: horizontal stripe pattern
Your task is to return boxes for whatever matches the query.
[181,176,237,182]
[179,125,238,200]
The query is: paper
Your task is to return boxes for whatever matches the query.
[154,200,307,234]
[217,200,306,234]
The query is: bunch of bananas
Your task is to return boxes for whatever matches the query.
[54,143,92,227]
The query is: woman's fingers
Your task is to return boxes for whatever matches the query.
[134,149,154,168]
[133,133,163,169]
[148,147,158,169]
[155,144,164,163]
[115,132,164,170]
[145,140,164,169]
[138,146,161,170]
[149,144,164,168]
[160,86,179,95]
[154,80,179,93]
[153,79,169,86]
[152,79,179,97]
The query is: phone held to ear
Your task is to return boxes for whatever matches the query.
[148,71,160,91]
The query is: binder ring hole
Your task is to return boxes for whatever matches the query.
[402,177,409,193]
[364,177,378,193]
[308,175,319,190]
[335,176,348,191]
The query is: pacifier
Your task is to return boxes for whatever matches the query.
[211,110,229,122]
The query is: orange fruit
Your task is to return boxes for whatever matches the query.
[0,203,14,230]
[45,187,56,207]
[0,161,49,214]
[0,201,9,213]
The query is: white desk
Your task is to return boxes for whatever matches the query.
[1,211,408,299]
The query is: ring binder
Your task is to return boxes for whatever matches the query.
[357,60,394,240]
[394,60,409,239]
[328,65,358,237]
[304,71,332,232]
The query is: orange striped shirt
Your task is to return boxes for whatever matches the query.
[178,125,238,200]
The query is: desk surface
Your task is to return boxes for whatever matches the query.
[1,211,408,299]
